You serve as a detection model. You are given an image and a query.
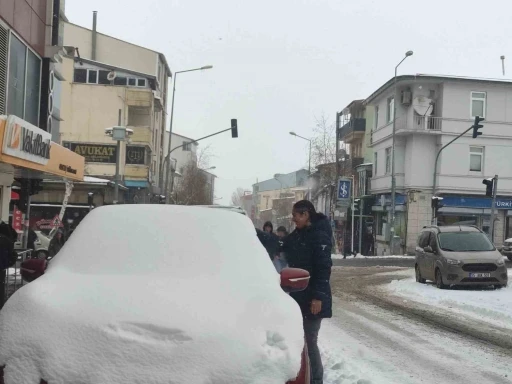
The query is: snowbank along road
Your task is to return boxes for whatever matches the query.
[320,266,512,384]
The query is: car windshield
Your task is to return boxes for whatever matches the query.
[437,232,495,252]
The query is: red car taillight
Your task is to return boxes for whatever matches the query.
[1,366,47,384]
[286,343,310,384]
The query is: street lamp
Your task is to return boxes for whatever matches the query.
[163,65,213,203]
[200,166,216,171]
[105,125,133,204]
[390,50,413,253]
[289,132,312,197]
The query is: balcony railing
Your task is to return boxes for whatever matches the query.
[395,115,442,132]
[338,118,366,139]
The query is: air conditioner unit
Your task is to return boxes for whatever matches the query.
[401,90,412,105]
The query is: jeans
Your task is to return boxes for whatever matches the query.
[303,318,323,384]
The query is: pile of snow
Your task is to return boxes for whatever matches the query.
[0,205,304,384]
[332,254,415,260]
[385,269,512,330]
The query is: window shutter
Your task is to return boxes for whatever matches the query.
[0,25,8,114]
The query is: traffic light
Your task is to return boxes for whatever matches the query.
[231,119,238,138]
[482,178,494,197]
[16,179,44,213]
[431,196,444,214]
[472,116,484,139]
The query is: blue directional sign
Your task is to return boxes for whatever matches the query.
[337,178,352,202]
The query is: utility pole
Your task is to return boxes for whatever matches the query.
[358,198,363,254]
[113,109,121,204]
[490,175,498,242]
[351,176,355,255]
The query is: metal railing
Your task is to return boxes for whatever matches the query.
[412,115,442,131]
[2,250,32,306]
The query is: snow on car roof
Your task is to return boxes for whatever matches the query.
[0,205,304,384]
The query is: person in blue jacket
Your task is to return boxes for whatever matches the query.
[282,200,332,384]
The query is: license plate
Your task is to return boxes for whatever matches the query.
[469,273,491,278]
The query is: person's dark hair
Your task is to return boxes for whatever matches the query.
[276,226,287,234]
[293,200,324,223]
[263,221,273,232]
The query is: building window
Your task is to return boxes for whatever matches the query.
[137,79,146,87]
[385,147,391,174]
[7,34,41,126]
[128,78,136,86]
[98,70,110,84]
[375,212,387,236]
[114,76,127,86]
[74,68,87,83]
[87,69,98,84]
[374,105,379,130]
[471,92,486,118]
[387,97,394,123]
[183,141,191,151]
[469,146,484,172]
[374,152,378,176]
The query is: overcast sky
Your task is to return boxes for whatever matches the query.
[66,0,512,204]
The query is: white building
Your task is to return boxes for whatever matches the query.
[366,74,512,254]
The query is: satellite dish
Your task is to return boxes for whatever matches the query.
[107,71,117,81]
[412,96,433,116]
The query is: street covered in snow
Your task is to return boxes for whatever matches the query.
[319,266,512,384]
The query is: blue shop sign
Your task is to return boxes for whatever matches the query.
[377,194,406,206]
[441,196,512,210]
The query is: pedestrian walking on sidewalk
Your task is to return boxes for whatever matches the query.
[282,200,332,384]
[275,226,289,271]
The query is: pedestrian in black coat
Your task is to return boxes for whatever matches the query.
[282,200,332,384]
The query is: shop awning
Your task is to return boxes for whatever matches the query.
[124,180,149,188]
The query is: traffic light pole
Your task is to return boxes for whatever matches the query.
[431,123,478,224]
[490,175,498,242]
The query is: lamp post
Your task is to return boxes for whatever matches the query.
[390,50,413,254]
[289,132,312,197]
[164,65,213,203]
[105,121,134,204]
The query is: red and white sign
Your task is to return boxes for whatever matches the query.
[12,206,23,232]
[36,215,64,230]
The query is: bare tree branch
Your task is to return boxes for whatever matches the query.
[231,187,245,206]
[173,160,211,205]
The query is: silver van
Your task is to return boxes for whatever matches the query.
[415,225,508,289]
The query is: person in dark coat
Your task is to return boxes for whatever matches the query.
[48,230,65,257]
[255,228,279,262]
[282,200,332,384]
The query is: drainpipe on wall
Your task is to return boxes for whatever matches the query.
[92,11,98,61]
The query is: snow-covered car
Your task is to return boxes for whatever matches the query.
[0,205,310,384]
[501,238,512,261]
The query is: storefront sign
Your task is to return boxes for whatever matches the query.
[12,206,23,232]
[126,146,145,165]
[2,115,51,165]
[64,142,117,163]
[36,215,64,230]
[64,142,147,165]
[442,195,512,210]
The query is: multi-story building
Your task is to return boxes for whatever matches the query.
[0,0,86,267]
[366,74,512,254]
[163,131,198,194]
[335,100,374,254]
[60,16,171,202]
[252,169,309,228]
